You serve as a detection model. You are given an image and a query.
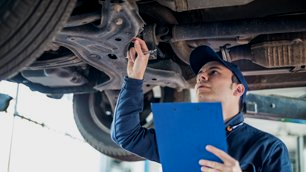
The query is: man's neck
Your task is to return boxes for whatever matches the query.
[222,103,240,122]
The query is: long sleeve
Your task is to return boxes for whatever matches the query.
[262,141,292,172]
[111,77,160,162]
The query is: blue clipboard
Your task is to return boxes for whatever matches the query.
[151,102,228,172]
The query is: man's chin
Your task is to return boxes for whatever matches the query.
[196,95,217,102]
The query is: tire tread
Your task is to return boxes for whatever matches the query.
[0,0,76,79]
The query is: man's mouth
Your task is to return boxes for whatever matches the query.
[197,84,211,90]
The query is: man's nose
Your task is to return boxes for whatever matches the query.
[198,72,208,82]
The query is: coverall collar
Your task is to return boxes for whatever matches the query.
[224,112,244,134]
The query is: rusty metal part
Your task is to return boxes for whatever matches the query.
[139,2,193,64]
[252,40,306,67]
[246,72,306,90]
[251,33,306,68]
[225,33,306,67]
[139,2,178,25]
[171,16,306,42]
[56,1,189,91]
[169,15,306,65]
[56,0,144,91]
[155,0,254,12]
[170,41,193,64]
[216,33,306,69]
[227,45,252,62]
[143,24,158,49]
[142,24,158,59]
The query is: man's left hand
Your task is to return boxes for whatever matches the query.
[199,145,242,172]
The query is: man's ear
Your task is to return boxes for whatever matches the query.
[234,84,245,97]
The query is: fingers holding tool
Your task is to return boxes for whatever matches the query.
[127,38,150,80]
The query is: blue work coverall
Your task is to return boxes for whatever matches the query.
[111,77,292,172]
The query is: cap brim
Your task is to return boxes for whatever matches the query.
[189,45,228,74]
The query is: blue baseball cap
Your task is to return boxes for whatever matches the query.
[189,45,248,107]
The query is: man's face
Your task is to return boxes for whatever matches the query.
[195,61,238,103]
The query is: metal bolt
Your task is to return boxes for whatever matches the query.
[115,18,123,25]
[71,76,80,83]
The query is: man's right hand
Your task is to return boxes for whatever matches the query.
[127,38,150,80]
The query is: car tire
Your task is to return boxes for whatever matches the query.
[0,0,76,80]
[73,87,190,161]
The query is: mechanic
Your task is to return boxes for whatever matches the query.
[111,38,292,172]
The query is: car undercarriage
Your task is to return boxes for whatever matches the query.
[1,0,306,161]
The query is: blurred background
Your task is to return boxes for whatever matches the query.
[1,80,306,172]
[0,81,161,172]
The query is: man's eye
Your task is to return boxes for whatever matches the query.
[209,70,218,75]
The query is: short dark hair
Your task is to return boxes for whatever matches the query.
[231,74,239,84]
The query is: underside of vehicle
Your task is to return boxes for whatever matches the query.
[1,0,306,161]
